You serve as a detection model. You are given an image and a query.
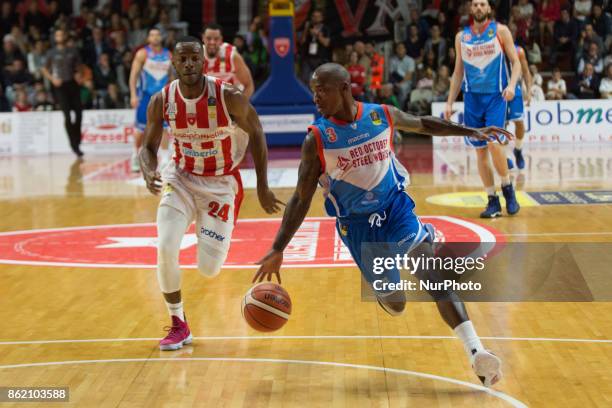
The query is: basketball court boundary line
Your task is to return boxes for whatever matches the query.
[0,357,527,407]
[0,334,610,346]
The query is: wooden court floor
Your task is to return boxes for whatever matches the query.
[0,144,611,407]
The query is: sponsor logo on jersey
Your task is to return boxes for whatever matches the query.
[370,111,382,126]
[347,133,370,144]
[337,156,352,171]
[187,113,196,125]
[207,97,216,106]
[166,102,177,120]
[463,33,472,42]
[200,227,225,242]
[274,37,290,58]
[326,127,337,143]
[487,28,494,38]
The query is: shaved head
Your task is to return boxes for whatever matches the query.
[313,63,350,86]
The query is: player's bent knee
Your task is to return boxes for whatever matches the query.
[197,246,227,278]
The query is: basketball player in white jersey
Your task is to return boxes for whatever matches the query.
[201,23,255,98]
[140,36,283,350]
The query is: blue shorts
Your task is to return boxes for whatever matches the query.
[507,91,524,121]
[463,92,508,148]
[336,192,434,294]
[135,93,169,131]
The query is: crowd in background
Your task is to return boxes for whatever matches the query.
[0,0,611,114]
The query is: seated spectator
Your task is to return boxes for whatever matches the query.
[573,62,600,99]
[577,42,604,74]
[441,47,456,73]
[1,34,25,72]
[0,2,18,39]
[576,24,604,63]
[93,53,116,92]
[128,17,148,49]
[83,27,113,67]
[423,49,438,71]
[23,1,50,39]
[573,0,592,24]
[538,0,561,44]
[599,64,612,99]
[107,12,128,39]
[424,25,447,69]
[103,83,125,109]
[388,42,415,109]
[12,88,31,112]
[27,40,46,80]
[33,89,53,111]
[4,59,33,87]
[433,65,450,102]
[0,86,10,112]
[154,8,172,42]
[546,67,567,99]
[517,0,535,21]
[346,50,365,101]
[404,24,423,61]
[365,42,384,98]
[408,67,434,114]
[376,84,400,108]
[525,39,542,64]
[529,64,544,89]
[509,5,530,45]
[551,8,578,65]
[590,4,610,43]
[437,12,450,41]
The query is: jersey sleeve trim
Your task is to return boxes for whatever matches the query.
[308,125,326,174]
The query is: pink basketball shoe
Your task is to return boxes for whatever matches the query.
[159,316,193,351]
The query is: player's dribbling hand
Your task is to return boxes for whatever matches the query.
[472,126,514,145]
[253,249,283,284]
[502,86,515,101]
[257,187,285,214]
[143,168,162,195]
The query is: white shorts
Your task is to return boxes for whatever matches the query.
[160,163,244,257]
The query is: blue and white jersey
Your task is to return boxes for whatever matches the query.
[137,46,172,98]
[310,103,410,217]
[460,20,509,94]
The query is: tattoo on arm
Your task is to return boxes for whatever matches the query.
[272,133,321,252]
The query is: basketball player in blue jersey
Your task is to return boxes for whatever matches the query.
[129,28,173,172]
[446,0,521,218]
[506,43,532,170]
[254,63,513,387]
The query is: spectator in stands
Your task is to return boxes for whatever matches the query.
[128,17,148,49]
[0,86,10,112]
[577,42,604,74]
[142,0,162,28]
[1,35,25,72]
[546,67,567,99]
[433,65,450,102]
[154,8,172,41]
[365,42,384,98]
[437,12,450,41]
[539,0,561,45]
[510,4,531,45]
[574,0,592,25]
[83,27,112,67]
[405,24,423,61]
[604,43,612,69]
[529,64,545,101]
[108,12,128,40]
[12,87,31,112]
[353,41,371,80]
[441,47,456,73]
[574,62,600,98]
[346,50,365,101]
[525,37,542,64]
[409,7,429,41]
[93,52,116,92]
[23,1,50,37]
[423,49,438,71]
[0,2,18,38]
[388,42,415,109]
[376,83,400,108]
[4,59,33,88]
[299,9,331,84]
[590,4,610,43]
[530,64,544,89]
[245,16,269,84]
[424,25,447,69]
[408,67,434,115]
[599,64,612,99]
[116,50,132,97]
[33,89,53,111]
[576,24,604,63]
[517,0,535,21]
[103,83,125,109]
[552,8,578,66]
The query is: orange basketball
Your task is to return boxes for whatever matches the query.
[242,283,292,332]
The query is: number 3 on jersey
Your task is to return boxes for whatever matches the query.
[208,201,230,222]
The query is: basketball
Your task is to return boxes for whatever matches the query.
[242,283,292,332]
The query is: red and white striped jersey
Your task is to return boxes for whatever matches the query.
[203,42,237,84]
[162,76,248,177]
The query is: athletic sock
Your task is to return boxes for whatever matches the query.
[166,301,185,322]
[515,138,524,149]
[454,320,485,362]
[485,186,496,196]
[501,176,511,186]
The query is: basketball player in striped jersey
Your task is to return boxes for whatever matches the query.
[254,63,511,387]
[129,28,173,172]
[201,23,255,98]
[140,36,283,350]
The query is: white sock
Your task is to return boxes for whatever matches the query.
[515,138,523,149]
[501,176,511,186]
[166,301,184,321]
[454,321,485,362]
[485,186,496,196]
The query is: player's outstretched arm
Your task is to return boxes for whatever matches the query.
[224,86,283,214]
[139,92,164,195]
[387,105,513,143]
[252,132,322,284]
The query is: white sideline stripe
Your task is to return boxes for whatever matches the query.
[0,335,611,346]
[505,231,612,236]
[245,293,290,320]
[0,357,527,407]
[81,159,130,181]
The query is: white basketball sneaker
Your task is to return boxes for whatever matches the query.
[472,350,502,387]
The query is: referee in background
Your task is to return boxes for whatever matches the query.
[41,29,83,157]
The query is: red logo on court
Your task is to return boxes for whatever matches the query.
[0,217,503,269]
[274,38,290,58]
